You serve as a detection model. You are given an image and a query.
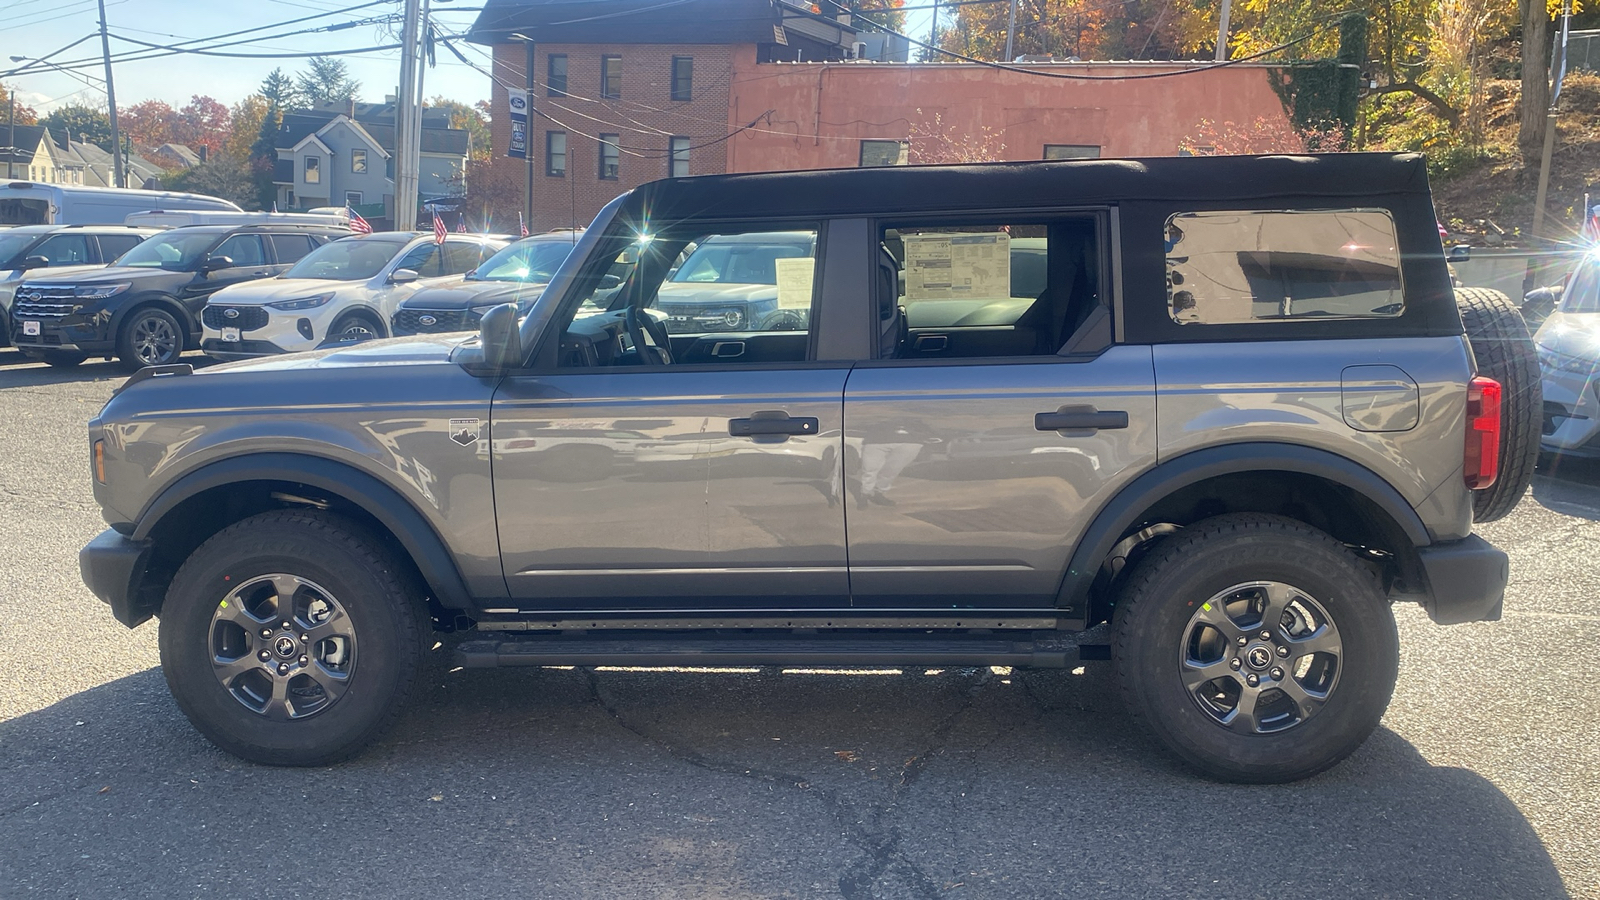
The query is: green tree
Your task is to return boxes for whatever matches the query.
[429,96,490,161]
[260,67,301,110]
[249,102,284,211]
[40,103,111,149]
[164,154,257,209]
[295,56,361,108]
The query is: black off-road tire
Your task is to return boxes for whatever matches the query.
[1457,286,1541,522]
[1112,514,1399,783]
[159,510,425,766]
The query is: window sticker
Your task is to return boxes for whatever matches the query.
[902,232,1010,301]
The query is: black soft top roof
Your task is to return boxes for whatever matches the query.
[627,153,1430,223]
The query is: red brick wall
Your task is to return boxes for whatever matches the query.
[488,42,734,232]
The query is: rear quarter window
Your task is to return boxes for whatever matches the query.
[1165,209,1404,324]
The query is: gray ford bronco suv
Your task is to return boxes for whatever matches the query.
[79,154,1537,782]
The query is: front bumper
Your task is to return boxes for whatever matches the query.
[1416,534,1508,625]
[1539,367,1600,456]
[79,528,157,628]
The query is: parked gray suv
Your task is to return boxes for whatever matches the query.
[79,154,1537,782]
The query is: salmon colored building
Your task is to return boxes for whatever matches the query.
[470,0,1292,231]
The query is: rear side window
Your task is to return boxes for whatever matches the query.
[215,234,267,267]
[96,234,143,261]
[268,234,316,263]
[1165,209,1403,324]
[443,241,496,274]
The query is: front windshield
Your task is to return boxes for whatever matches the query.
[0,233,39,267]
[1561,256,1600,313]
[283,237,407,281]
[471,238,577,283]
[669,237,813,285]
[117,231,220,270]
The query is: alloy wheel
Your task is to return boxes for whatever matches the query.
[207,573,358,721]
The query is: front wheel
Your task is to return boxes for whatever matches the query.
[117,306,184,369]
[158,510,425,766]
[329,313,383,344]
[1112,514,1398,783]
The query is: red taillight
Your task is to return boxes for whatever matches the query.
[1464,376,1502,490]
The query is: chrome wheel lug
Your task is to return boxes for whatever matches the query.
[300,634,309,642]
[280,621,291,630]
[1245,673,1260,687]
[1236,636,1249,647]
[260,628,273,638]
[1259,630,1271,641]
[1229,657,1242,670]
[299,656,308,666]
[277,663,290,676]
[258,650,271,662]
[1278,644,1290,657]
[1270,667,1284,680]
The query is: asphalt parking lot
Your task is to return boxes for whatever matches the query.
[0,348,1595,900]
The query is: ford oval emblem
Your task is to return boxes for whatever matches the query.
[418,315,437,326]
[25,291,41,302]
[223,308,240,319]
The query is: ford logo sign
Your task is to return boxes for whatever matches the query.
[223,308,240,319]
[418,315,437,326]
[24,291,41,303]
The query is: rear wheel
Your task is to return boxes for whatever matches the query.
[117,306,184,369]
[1112,514,1398,783]
[1457,286,1540,522]
[159,510,425,766]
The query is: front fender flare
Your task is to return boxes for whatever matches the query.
[132,452,473,608]
[1054,442,1433,613]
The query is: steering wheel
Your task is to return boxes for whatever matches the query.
[623,305,673,365]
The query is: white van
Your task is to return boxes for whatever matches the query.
[123,209,351,229]
[0,182,240,226]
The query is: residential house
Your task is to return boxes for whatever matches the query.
[273,101,471,228]
[469,0,1295,232]
[154,143,204,169]
[57,138,166,189]
[1,124,70,183]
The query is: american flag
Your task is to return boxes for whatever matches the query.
[456,215,467,233]
[432,211,446,245]
[347,206,372,235]
[519,211,529,238]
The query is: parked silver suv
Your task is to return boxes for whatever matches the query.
[79,154,1536,782]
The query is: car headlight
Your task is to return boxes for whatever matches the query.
[74,284,130,300]
[1537,344,1598,375]
[266,293,334,311]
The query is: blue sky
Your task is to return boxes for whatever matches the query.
[1,0,491,113]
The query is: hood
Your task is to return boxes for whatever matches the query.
[655,282,777,308]
[1535,311,1600,361]
[402,279,543,310]
[204,333,468,374]
[209,278,368,304]
[4,263,107,285]
[23,265,180,286]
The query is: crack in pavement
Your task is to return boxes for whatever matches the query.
[580,666,994,899]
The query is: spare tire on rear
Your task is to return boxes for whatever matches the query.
[1456,287,1540,522]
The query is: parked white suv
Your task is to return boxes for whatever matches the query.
[200,232,505,359]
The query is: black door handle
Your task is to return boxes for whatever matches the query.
[729,411,819,437]
[1035,406,1129,432]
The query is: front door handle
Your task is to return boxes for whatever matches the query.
[1035,406,1129,432]
[729,410,819,437]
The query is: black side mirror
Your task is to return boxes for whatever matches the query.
[599,274,623,289]
[479,303,521,369]
[1447,244,1471,262]
[202,255,236,274]
[19,255,49,270]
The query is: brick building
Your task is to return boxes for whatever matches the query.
[469,0,1292,232]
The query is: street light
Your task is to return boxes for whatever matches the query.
[9,56,107,92]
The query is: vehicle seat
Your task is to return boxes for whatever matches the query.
[878,247,907,358]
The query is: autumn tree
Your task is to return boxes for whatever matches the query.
[296,56,361,108]
[165,154,257,208]
[225,95,269,163]
[167,95,231,154]
[0,83,40,126]
[429,96,490,161]
[41,103,111,148]
[118,100,178,147]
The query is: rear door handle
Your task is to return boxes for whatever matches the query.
[729,411,819,437]
[1035,406,1129,432]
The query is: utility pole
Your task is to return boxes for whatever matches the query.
[1004,0,1017,62]
[524,36,535,230]
[1216,0,1233,60]
[395,0,422,231]
[7,92,14,180]
[97,0,123,188]
[1532,0,1571,239]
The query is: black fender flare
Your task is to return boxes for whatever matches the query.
[1054,442,1433,612]
[132,452,473,608]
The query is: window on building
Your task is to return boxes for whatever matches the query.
[671,57,693,101]
[859,140,908,168]
[601,55,622,99]
[599,134,620,180]
[547,54,568,96]
[669,137,690,178]
[345,191,363,206]
[351,149,368,173]
[304,156,320,184]
[546,131,567,176]
[1164,209,1404,325]
[877,218,1108,359]
[1043,144,1101,160]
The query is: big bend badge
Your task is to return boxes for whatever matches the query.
[449,418,480,447]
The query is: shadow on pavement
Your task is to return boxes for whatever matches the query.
[0,662,1570,899]
[1532,453,1600,520]
[0,349,216,388]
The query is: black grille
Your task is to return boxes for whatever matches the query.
[394,308,475,334]
[13,286,79,320]
[203,305,269,330]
